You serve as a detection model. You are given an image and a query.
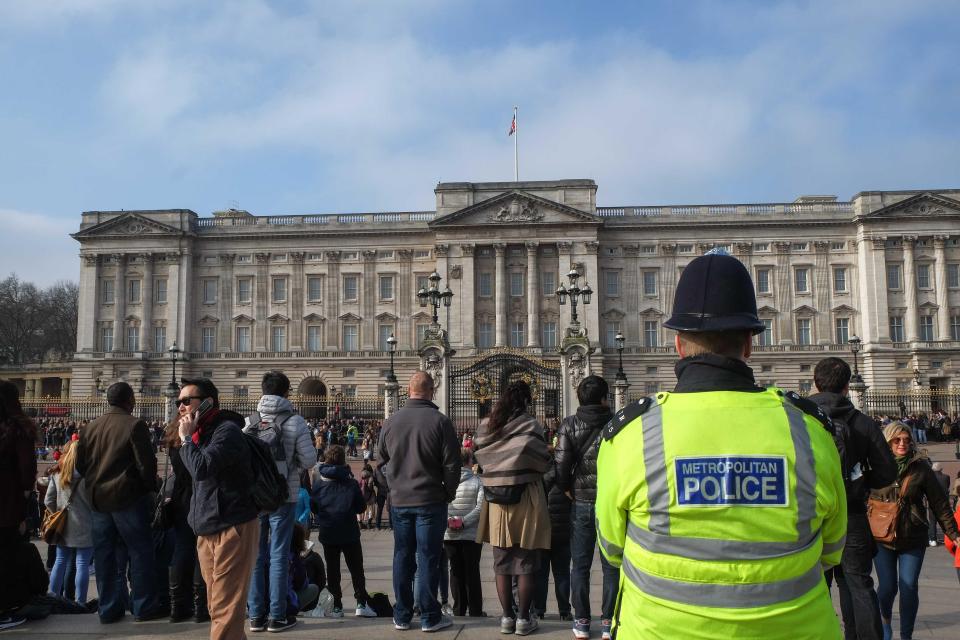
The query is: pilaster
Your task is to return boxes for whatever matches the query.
[934,235,951,341]
[139,253,154,352]
[814,241,831,343]
[494,243,507,347]
[459,244,476,350]
[526,242,540,347]
[218,254,236,352]
[112,253,126,351]
[361,250,377,351]
[902,236,918,341]
[77,254,100,352]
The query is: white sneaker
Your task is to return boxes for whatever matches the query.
[929,540,938,547]
[515,618,539,636]
[500,617,517,634]
[356,603,378,618]
[441,603,454,617]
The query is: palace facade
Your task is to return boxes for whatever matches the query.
[69,180,960,402]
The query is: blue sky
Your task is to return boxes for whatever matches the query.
[2,0,958,285]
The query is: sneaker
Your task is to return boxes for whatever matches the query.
[500,616,517,634]
[0,616,26,631]
[267,617,298,632]
[441,603,455,617]
[422,615,453,632]
[600,619,612,640]
[250,616,268,632]
[516,618,539,636]
[573,618,591,639]
[395,620,411,630]
[329,608,344,618]
[929,539,938,547]
[356,603,378,618]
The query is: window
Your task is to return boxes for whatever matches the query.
[343,385,357,398]
[154,279,167,304]
[237,278,252,304]
[126,325,139,351]
[510,321,525,347]
[271,325,286,351]
[272,253,287,263]
[644,382,659,395]
[754,243,770,252]
[678,244,694,253]
[102,279,115,304]
[952,315,960,341]
[414,249,430,259]
[307,326,322,351]
[889,316,904,342]
[800,364,811,372]
[128,279,141,303]
[342,276,358,301]
[755,319,773,346]
[202,327,216,353]
[641,245,656,255]
[378,325,394,351]
[887,264,902,290]
[644,321,659,347]
[236,326,251,352]
[153,326,166,352]
[605,271,620,297]
[796,318,811,345]
[835,318,849,344]
[307,277,323,302]
[949,264,959,288]
[101,326,114,351]
[541,271,556,296]
[794,268,809,293]
[919,315,934,341]
[272,277,287,302]
[932,360,943,369]
[756,268,771,294]
[237,255,252,263]
[478,272,493,297]
[917,264,931,289]
[791,242,808,251]
[203,279,217,304]
[646,366,658,375]
[234,386,248,397]
[605,322,621,348]
[798,381,812,395]
[830,242,846,251]
[416,275,430,293]
[833,267,847,293]
[343,369,356,377]
[541,322,557,349]
[236,370,247,378]
[477,322,494,349]
[379,275,394,300]
[416,323,430,346]
[642,271,657,296]
[510,272,524,297]
[343,325,358,351]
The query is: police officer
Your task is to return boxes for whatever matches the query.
[595,251,847,639]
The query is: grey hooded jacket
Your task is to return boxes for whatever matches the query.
[248,395,317,503]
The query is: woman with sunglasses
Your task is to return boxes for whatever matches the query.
[871,422,959,640]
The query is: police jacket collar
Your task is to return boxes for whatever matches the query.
[673,354,764,393]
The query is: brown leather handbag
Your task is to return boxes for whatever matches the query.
[867,474,912,544]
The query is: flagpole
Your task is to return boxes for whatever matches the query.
[513,105,519,182]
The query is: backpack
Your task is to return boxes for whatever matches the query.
[368,591,394,617]
[246,410,295,479]
[829,413,860,498]
[244,433,289,514]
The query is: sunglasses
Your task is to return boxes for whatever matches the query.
[890,437,912,445]
[176,396,204,406]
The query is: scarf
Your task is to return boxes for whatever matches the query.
[895,454,911,479]
[190,408,221,446]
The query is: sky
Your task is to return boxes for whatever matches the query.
[2,0,959,286]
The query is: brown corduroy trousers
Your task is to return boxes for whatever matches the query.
[197,518,260,640]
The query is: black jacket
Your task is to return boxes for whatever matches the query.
[311,463,365,546]
[179,409,258,536]
[542,461,572,541]
[809,391,897,514]
[378,398,461,507]
[555,404,613,503]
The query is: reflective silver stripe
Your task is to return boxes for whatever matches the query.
[622,554,824,609]
[822,537,846,557]
[641,401,669,534]
[597,522,625,559]
[785,405,817,541]
[627,521,822,561]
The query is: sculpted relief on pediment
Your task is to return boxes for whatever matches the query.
[487,198,544,223]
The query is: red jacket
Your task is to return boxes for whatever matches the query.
[944,508,960,568]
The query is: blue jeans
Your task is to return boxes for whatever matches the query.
[414,547,449,604]
[570,501,619,621]
[247,502,296,621]
[913,428,927,444]
[90,493,161,620]
[874,544,926,639]
[391,503,448,628]
[50,546,94,603]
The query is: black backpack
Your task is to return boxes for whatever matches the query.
[244,433,289,514]
[246,410,294,479]
[368,591,394,617]
[829,413,861,498]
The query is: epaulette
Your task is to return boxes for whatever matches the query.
[782,390,833,433]
[603,397,652,441]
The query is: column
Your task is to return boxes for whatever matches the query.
[255,253,270,351]
[774,242,792,343]
[856,233,890,344]
[459,244,476,349]
[24,379,36,400]
[397,250,413,350]
[289,252,305,350]
[622,245,641,345]
[361,250,377,350]
[113,254,126,351]
[178,247,194,352]
[60,378,71,400]
[325,252,341,350]
[218,254,236,352]
[166,251,181,349]
[526,242,540,347]
[434,244,450,334]
[557,242,573,333]
[934,235,951,341]
[660,243,678,339]
[139,253,154,352]
[77,255,100,352]
[582,241,601,342]
[902,236,918,341]
[494,243,507,347]
[813,241,831,344]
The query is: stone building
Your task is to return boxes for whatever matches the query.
[70,180,960,413]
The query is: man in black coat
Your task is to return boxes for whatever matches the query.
[811,357,897,640]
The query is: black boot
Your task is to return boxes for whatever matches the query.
[193,574,210,623]
[168,567,192,623]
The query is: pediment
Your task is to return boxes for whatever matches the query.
[639,307,663,316]
[232,313,255,323]
[428,190,601,228]
[338,312,362,321]
[918,301,939,310]
[303,313,326,322]
[198,314,220,324]
[267,313,289,322]
[858,192,960,222]
[375,312,399,321]
[757,305,779,315]
[792,304,818,315]
[72,212,186,238]
[123,314,140,323]
[601,308,626,320]
[411,311,432,321]
[831,304,857,314]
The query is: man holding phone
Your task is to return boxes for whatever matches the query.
[177,378,259,640]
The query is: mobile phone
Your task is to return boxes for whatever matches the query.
[194,398,215,421]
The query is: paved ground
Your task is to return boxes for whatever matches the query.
[8,443,960,638]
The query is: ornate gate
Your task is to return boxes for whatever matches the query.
[448,349,562,435]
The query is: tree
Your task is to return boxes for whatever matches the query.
[40,281,79,361]
[0,275,79,364]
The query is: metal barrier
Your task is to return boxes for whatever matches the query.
[862,389,960,418]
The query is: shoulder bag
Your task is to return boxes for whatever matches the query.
[867,473,913,544]
[40,478,74,544]
[152,449,175,530]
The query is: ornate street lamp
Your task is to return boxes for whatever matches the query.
[847,335,862,383]
[556,268,592,329]
[913,366,922,387]
[167,341,181,396]
[417,271,454,326]
[386,334,398,383]
[615,331,626,382]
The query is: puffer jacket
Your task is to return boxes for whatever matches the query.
[554,404,613,503]
[870,453,959,551]
[44,471,94,548]
[542,461,571,542]
[311,463,365,546]
[249,395,317,503]
[444,467,483,542]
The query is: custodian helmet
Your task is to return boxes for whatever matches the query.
[663,252,765,334]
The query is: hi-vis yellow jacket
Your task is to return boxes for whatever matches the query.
[596,387,847,640]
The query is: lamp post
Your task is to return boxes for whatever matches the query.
[556,268,593,331]
[167,341,181,396]
[615,332,626,382]
[386,334,398,383]
[913,366,922,387]
[847,335,862,383]
[417,271,454,326]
